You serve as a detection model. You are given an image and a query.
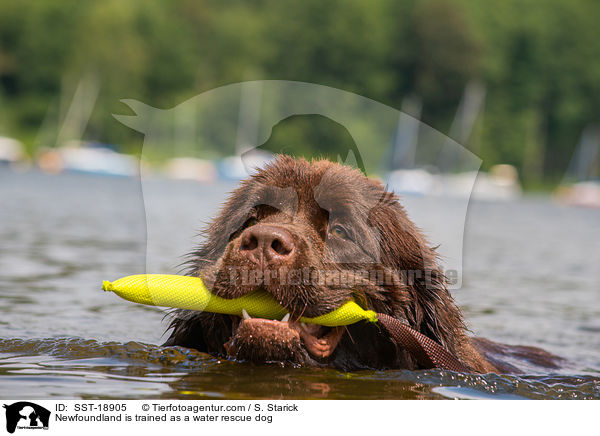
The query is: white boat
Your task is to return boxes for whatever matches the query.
[387,168,439,196]
[218,149,275,181]
[441,165,522,201]
[0,136,26,164]
[164,157,218,183]
[386,84,519,201]
[37,141,138,177]
[556,181,600,208]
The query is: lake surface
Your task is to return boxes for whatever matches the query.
[1,168,599,399]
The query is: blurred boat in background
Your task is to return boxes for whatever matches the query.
[442,164,522,201]
[385,83,521,201]
[555,125,600,208]
[33,75,139,177]
[386,167,437,197]
[0,136,27,165]
[37,141,138,177]
[164,157,218,183]
[387,164,522,201]
[217,149,275,181]
[556,181,600,208]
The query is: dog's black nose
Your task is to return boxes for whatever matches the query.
[239,224,295,267]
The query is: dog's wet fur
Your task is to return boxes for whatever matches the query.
[164,156,563,373]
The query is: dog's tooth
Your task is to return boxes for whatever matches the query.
[281,313,290,322]
[301,322,308,330]
[242,309,251,320]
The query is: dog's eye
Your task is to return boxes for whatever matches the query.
[329,224,349,240]
[243,217,258,228]
[229,217,258,241]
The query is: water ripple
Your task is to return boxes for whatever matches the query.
[1,337,598,399]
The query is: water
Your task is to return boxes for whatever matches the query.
[1,168,599,399]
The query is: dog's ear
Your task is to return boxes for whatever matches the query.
[367,190,467,355]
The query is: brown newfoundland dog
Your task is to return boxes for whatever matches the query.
[164,156,561,373]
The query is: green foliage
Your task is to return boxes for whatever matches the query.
[0,0,598,186]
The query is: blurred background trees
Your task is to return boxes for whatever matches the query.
[0,0,598,188]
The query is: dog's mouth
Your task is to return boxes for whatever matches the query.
[223,312,345,362]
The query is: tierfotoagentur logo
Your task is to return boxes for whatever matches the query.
[3,402,50,434]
